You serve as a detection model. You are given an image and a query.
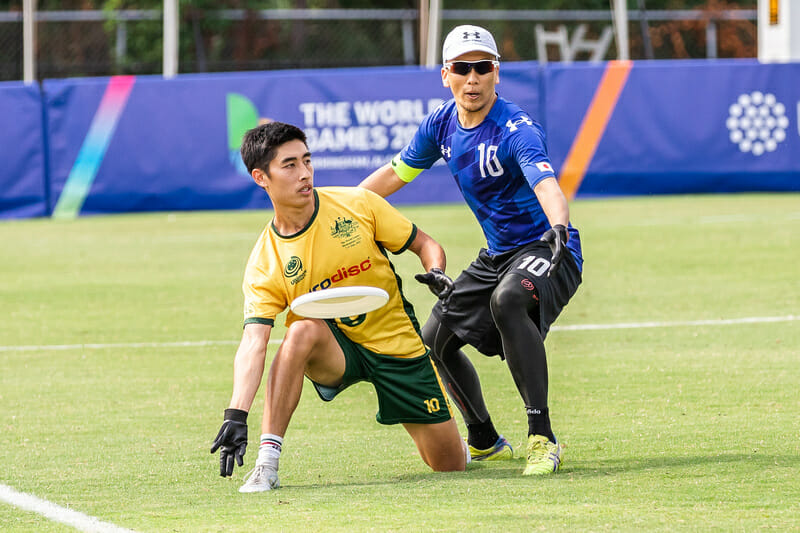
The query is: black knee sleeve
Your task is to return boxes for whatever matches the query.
[420,314,491,425]
[489,273,539,326]
[421,314,463,365]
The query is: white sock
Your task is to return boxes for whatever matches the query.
[463,439,472,465]
[257,433,283,470]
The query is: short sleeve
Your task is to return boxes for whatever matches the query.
[508,119,556,189]
[361,189,416,254]
[242,245,287,326]
[399,107,444,171]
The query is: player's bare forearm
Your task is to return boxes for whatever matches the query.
[409,229,454,300]
[359,163,407,198]
[408,228,447,273]
[534,177,570,227]
[228,323,271,412]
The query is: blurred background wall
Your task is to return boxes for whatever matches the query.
[1,0,760,81]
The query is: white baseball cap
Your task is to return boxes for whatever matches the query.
[442,25,500,62]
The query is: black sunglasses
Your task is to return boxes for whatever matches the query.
[445,60,498,76]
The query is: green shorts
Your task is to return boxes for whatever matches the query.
[311,321,454,425]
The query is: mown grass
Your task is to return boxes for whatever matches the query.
[1,193,798,531]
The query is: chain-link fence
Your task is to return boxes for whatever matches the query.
[0,6,757,82]
[0,12,21,80]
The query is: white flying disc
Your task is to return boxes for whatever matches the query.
[290,286,390,319]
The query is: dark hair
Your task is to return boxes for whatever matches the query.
[240,122,308,174]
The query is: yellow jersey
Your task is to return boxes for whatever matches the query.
[242,186,426,358]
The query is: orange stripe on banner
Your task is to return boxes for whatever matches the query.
[558,60,633,200]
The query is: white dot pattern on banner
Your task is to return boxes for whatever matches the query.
[727,91,788,156]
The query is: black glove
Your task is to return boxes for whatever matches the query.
[210,408,248,477]
[540,224,569,277]
[414,268,455,300]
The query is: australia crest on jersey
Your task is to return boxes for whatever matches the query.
[331,216,362,248]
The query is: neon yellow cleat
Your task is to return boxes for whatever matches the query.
[522,434,563,476]
[468,435,513,461]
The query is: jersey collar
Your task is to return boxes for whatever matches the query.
[270,189,320,239]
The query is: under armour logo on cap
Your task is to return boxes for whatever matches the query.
[442,24,500,62]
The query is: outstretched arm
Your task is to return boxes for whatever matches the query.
[533,177,569,228]
[229,323,272,410]
[211,322,271,477]
[533,177,570,276]
[359,162,409,198]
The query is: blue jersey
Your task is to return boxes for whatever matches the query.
[400,96,582,269]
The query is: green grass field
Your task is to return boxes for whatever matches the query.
[1,193,798,532]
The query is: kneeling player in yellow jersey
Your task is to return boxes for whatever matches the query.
[210,122,468,492]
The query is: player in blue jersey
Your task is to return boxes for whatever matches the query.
[360,25,583,475]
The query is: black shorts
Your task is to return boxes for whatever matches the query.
[432,241,582,357]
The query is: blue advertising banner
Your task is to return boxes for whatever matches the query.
[0,82,47,219]
[45,74,267,216]
[2,59,797,219]
[220,66,459,207]
[239,63,542,206]
[42,64,541,215]
[546,60,800,196]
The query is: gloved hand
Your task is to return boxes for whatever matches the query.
[210,408,248,477]
[540,224,569,277]
[414,268,455,300]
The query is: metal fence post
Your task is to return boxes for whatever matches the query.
[116,19,128,65]
[419,0,428,65]
[401,19,415,65]
[706,19,718,59]
[425,0,441,67]
[613,0,630,61]
[23,0,36,83]
[163,0,178,78]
